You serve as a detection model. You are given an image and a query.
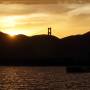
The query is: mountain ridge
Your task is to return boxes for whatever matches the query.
[0,31,90,65]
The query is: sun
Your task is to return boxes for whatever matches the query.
[1,16,19,36]
[6,31,20,37]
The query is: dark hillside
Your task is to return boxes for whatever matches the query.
[0,31,90,66]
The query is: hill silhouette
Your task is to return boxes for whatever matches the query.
[0,31,90,66]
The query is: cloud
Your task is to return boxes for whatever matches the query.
[0,3,90,24]
[0,0,58,4]
[0,2,90,38]
[0,3,90,16]
[67,4,90,17]
[0,4,73,16]
[0,0,89,4]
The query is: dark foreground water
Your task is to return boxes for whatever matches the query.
[0,67,90,90]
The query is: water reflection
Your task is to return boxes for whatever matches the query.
[0,67,90,90]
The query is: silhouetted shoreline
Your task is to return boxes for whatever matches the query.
[0,31,90,66]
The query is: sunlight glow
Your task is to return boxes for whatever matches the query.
[8,31,18,36]
[0,3,90,38]
[2,16,16,27]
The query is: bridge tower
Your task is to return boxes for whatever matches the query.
[48,27,52,36]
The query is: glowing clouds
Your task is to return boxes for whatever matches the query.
[0,3,90,38]
[2,16,16,27]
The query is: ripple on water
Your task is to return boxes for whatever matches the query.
[0,67,90,90]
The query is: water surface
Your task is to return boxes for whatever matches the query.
[0,67,90,90]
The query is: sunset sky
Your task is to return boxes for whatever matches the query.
[0,0,90,38]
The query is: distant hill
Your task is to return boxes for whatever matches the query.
[61,32,90,59]
[0,31,90,66]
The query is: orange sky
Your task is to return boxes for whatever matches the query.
[0,0,90,38]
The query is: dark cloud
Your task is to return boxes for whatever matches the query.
[0,0,89,4]
[0,0,58,4]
